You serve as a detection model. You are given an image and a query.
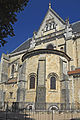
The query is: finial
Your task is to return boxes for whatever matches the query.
[65,17,69,25]
[49,1,51,9]
[7,51,8,54]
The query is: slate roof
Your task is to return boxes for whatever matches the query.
[11,38,32,54]
[72,21,80,33]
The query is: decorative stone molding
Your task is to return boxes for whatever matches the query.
[48,105,59,111]
[30,37,36,49]
[47,72,58,79]
[28,73,37,78]
[22,49,71,62]
[64,18,73,40]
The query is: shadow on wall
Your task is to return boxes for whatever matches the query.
[0,110,35,120]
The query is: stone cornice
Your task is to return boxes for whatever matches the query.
[22,49,71,62]
[9,49,28,58]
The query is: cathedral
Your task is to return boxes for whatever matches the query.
[0,3,80,110]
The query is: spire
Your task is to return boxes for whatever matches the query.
[49,1,51,9]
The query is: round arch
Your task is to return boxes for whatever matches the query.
[46,44,54,49]
[26,104,34,110]
[28,73,37,89]
[48,105,59,111]
[47,72,58,80]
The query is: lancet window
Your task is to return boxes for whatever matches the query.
[30,75,35,89]
[50,76,56,89]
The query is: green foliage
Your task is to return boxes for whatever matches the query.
[0,0,29,47]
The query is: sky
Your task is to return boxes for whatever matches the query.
[0,0,80,58]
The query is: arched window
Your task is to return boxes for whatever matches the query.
[50,76,56,89]
[47,44,54,49]
[30,75,35,89]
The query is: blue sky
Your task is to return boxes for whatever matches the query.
[0,0,80,58]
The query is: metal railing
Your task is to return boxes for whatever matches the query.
[0,102,80,120]
[0,109,80,120]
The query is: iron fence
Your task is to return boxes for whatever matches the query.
[0,109,80,120]
[0,102,80,120]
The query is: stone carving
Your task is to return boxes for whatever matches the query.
[64,18,72,40]
[30,37,36,49]
[44,21,56,32]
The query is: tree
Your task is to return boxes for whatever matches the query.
[0,0,29,47]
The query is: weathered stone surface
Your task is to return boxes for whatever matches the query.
[0,6,80,111]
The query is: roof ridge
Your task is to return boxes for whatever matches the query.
[72,21,80,25]
[37,9,50,34]
[49,8,65,24]
[37,8,65,36]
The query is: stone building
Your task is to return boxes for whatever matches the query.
[0,3,80,110]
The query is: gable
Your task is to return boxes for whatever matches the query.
[36,8,65,38]
[10,8,67,55]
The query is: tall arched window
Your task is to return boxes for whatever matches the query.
[30,75,35,89]
[47,44,54,49]
[50,76,56,89]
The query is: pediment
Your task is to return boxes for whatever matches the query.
[36,8,65,38]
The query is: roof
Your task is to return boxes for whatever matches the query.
[50,8,65,24]
[6,77,17,84]
[72,21,80,33]
[11,38,32,54]
[68,68,80,76]
[10,12,80,55]
[37,8,65,37]
[22,49,71,62]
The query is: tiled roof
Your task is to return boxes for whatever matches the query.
[72,21,80,33]
[68,68,80,76]
[6,77,17,84]
[11,38,32,54]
